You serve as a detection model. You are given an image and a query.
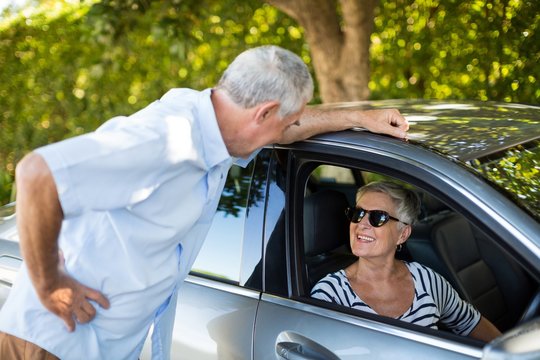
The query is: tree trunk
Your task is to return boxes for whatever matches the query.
[267,0,376,103]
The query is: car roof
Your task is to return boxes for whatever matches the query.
[310,99,540,162]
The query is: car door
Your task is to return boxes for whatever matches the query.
[252,146,484,360]
[0,203,20,310]
[253,139,540,359]
[141,152,272,359]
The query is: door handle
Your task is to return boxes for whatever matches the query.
[275,332,340,360]
[276,341,320,360]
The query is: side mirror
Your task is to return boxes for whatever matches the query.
[482,318,540,359]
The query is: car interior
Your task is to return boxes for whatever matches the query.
[301,164,540,336]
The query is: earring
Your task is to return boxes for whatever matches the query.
[396,244,403,252]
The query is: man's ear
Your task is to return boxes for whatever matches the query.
[254,101,280,124]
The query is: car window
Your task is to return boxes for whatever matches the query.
[469,139,540,220]
[300,162,539,339]
[261,151,289,295]
[309,165,355,184]
[191,162,254,283]
[307,165,358,206]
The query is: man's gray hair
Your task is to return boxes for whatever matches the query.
[217,45,314,118]
[356,181,421,227]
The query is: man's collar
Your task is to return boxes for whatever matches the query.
[198,88,231,168]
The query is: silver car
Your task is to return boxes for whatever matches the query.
[1,100,540,359]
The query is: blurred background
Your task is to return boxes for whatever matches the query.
[1,0,539,205]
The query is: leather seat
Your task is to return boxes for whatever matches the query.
[431,214,535,331]
[303,190,357,289]
[409,210,536,332]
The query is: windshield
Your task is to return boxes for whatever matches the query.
[469,139,540,220]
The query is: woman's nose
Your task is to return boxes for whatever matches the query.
[354,214,372,228]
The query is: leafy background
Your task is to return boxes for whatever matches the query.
[1,0,539,205]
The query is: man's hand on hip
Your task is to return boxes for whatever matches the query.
[39,255,110,332]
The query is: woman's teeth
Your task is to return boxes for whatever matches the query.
[358,235,375,242]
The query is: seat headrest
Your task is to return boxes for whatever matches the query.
[417,191,449,219]
[304,190,350,256]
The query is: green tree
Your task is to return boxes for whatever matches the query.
[266,0,539,103]
[369,0,540,102]
[0,0,306,205]
[268,0,377,102]
[1,0,539,205]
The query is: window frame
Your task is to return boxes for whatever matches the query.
[189,151,269,287]
[280,141,539,349]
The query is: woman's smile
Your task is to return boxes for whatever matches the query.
[356,234,375,243]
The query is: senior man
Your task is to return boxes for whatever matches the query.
[0,45,408,359]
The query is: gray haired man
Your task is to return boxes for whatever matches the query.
[0,45,408,359]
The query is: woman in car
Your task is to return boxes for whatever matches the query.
[310,181,501,342]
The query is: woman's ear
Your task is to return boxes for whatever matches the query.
[254,101,280,124]
[398,224,412,245]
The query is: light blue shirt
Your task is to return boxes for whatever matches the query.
[0,88,239,359]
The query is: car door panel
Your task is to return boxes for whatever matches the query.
[141,276,259,359]
[254,295,482,360]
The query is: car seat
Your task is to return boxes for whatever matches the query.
[303,190,357,290]
[431,214,536,331]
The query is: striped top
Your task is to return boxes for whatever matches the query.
[311,261,481,336]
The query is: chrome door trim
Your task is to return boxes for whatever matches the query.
[184,274,261,300]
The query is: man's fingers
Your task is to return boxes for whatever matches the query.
[385,111,408,138]
[395,118,409,131]
[390,127,407,139]
[70,287,110,326]
[388,110,409,131]
[85,288,110,310]
[74,304,94,324]
[80,300,97,319]
[38,273,109,331]
[63,314,76,332]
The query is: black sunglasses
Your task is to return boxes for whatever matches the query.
[345,207,409,227]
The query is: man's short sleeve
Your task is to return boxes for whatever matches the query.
[35,114,199,217]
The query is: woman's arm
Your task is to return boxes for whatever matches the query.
[469,316,502,342]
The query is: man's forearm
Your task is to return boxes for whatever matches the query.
[16,152,63,294]
[279,107,408,144]
[279,107,353,144]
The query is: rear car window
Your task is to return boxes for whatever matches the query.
[469,139,540,220]
[191,163,254,283]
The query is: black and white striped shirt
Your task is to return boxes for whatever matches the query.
[311,261,481,336]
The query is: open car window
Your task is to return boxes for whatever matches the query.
[300,163,539,340]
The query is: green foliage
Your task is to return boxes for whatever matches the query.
[472,141,540,217]
[0,0,306,204]
[370,0,540,102]
[0,2,97,203]
[0,0,539,205]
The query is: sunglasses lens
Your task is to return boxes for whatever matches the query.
[369,210,389,227]
[356,209,366,223]
[346,208,393,227]
[346,208,364,223]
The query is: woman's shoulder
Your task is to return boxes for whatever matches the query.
[404,261,450,290]
[405,260,427,271]
[313,269,348,287]
[404,261,441,278]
